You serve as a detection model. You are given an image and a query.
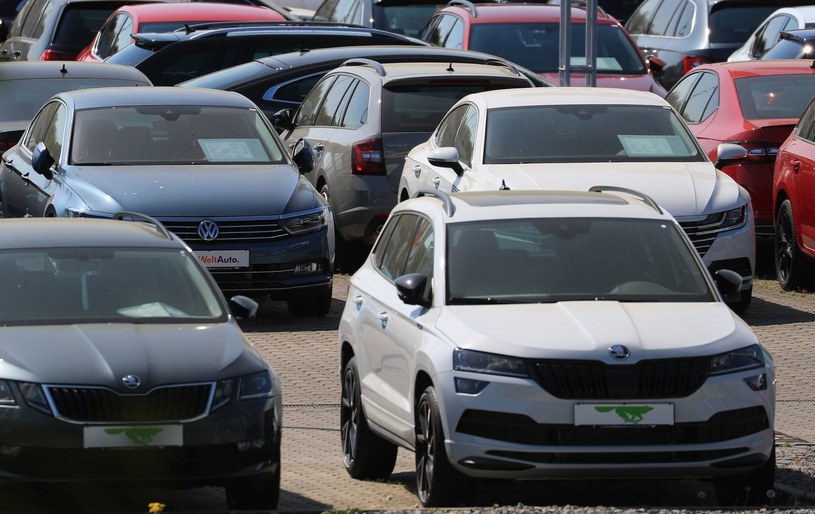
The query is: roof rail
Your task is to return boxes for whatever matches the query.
[176,20,370,34]
[588,186,662,214]
[341,58,387,76]
[113,211,174,240]
[447,0,478,17]
[413,188,455,216]
[483,58,522,77]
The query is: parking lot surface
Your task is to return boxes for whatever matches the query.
[243,272,815,512]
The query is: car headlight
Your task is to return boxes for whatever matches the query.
[211,378,235,411]
[719,205,746,230]
[66,208,113,219]
[709,344,765,376]
[453,349,529,378]
[18,382,51,413]
[280,207,327,236]
[0,380,15,406]
[239,370,274,401]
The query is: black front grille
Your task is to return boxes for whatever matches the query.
[456,406,770,446]
[47,384,213,423]
[158,217,288,243]
[530,357,709,399]
[678,212,744,257]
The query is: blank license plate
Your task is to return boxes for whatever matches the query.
[84,424,183,448]
[574,403,674,426]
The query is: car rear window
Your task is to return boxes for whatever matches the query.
[468,23,646,74]
[52,4,117,47]
[381,78,528,133]
[708,5,777,44]
[735,75,815,120]
[372,3,442,38]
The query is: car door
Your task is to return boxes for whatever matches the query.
[1,100,65,217]
[789,105,815,244]
[350,212,435,441]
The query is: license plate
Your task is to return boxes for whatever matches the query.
[83,424,183,448]
[574,403,674,426]
[194,250,249,268]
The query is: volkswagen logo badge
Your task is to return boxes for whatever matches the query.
[121,374,142,389]
[609,345,630,360]
[198,219,219,241]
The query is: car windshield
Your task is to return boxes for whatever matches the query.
[709,5,778,44]
[735,74,815,120]
[446,218,714,304]
[484,104,703,163]
[71,105,287,165]
[0,247,226,325]
[468,23,646,74]
[0,78,144,122]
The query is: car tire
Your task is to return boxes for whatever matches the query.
[775,199,811,291]
[713,444,775,506]
[287,285,332,317]
[340,356,398,479]
[415,385,469,507]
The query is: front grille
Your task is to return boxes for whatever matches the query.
[158,217,288,244]
[678,212,743,257]
[46,384,213,423]
[207,262,330,294]
[456,406,770,446]
[530,357,709,399]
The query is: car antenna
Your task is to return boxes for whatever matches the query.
[60,64,67,75]
[499,180,510,191]
[184,23,194,34]
[447,62,454,72]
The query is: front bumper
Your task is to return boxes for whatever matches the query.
[435,366,774,480]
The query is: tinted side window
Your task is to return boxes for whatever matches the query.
[420,15,442,44]
[109,16,134,58]
[435,104,468,147]
[42,102,66,162]
[31,0,54,39]
[799,100,815,142]
[24,101,58,151]
[262,74,323,106]
[341,81,369,129]
[294,75,337,126]
[665,72,700,119]
[431,14,456,47]
[11,0,45,37]
[441,17,463,49]
[682,71,718,123]
[148,46,241,86]
[673,1,693,37]
[313,0,339,21]
[402,217,434,300]
[371,213,399,268]
[314,75,354,126]
[455,105,477,167]
[624,0,661,35]
[648,0,681,36]
[752,15,790,59]
[378,214,421,280]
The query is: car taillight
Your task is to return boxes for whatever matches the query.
[352,138,385,176]
[681,55,716,74]
[40,49,76,61]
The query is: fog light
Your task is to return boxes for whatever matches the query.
[236,438,269,452]
[744,373,767,391]
[294,262,320,273]
[455,378,489,395]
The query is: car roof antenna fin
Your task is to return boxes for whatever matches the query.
[499,180,510,191]
[184,23,193,34]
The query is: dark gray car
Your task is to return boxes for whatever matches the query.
[0,214,280,509]
[0,86,335,316]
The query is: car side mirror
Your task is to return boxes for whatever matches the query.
[272,108,294,132]
[229,294,259,320]
[395,273,431,307]
[714,269,742,303]
[427,147,464,176]
[715,143,748,170]
[32,142,54,180]
[292,138,314,174]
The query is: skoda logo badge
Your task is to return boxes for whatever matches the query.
[609,345,630,360]
[198,219,219,241]
[121,374,142,389]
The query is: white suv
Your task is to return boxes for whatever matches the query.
[338,188,775,508]
[400,87,756,311]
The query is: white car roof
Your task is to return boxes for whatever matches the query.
[466,87,670,109]
[399,190,677,225]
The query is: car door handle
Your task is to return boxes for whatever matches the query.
[792,159,801,172]
[412,164,422,178]
[430,176,441,187]
[377,311,388,329]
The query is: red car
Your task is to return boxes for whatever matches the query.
[773,95,815,290]
[418,2,666,96]
[76,2,288,62]
[666,60,815,240]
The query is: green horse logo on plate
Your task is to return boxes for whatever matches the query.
[104,427,164,446]
[594,405,653,424]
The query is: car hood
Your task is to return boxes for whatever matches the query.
[68,164,306,216]
[436,302,756,362]
[480,161,745,216]
[0,323,263,390]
